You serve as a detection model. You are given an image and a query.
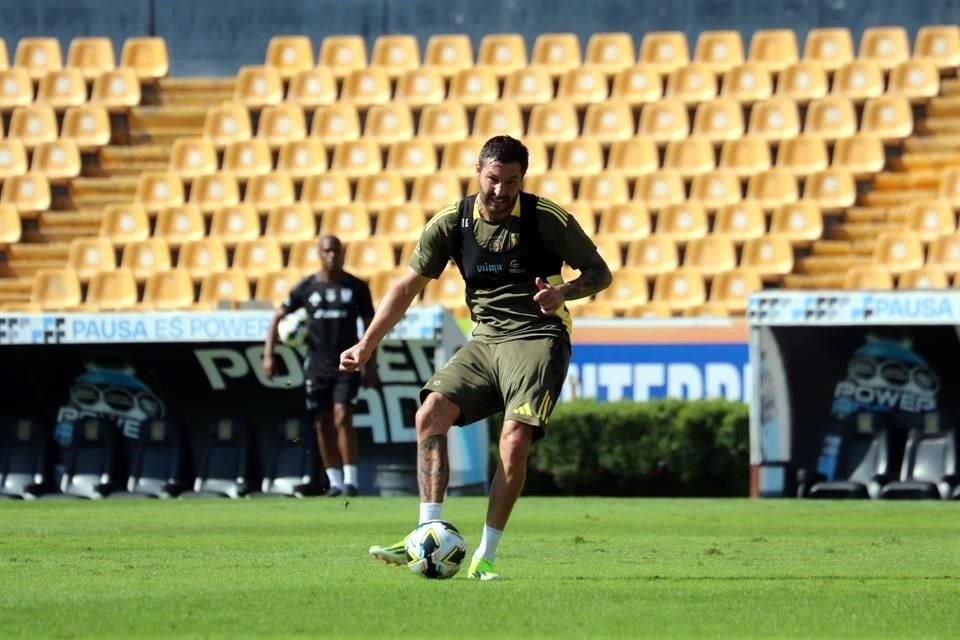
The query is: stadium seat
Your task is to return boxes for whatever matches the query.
[310,104,361,146]
[577,172,630,211]
[234,65,284,108]
[300,174,352,210]
[89,68,141,111]
[0,140,28,180]
[531,33,582,77]
[367,267,410,306]
[114,419,186,499]
[638,99,690,144]
[880,429,958,500]
[274,138,327,181]
[355,172,407,211]
[526,103,579,146]
[913,25,960,71]
[606,137,658,178]
[14,37,62,81]
[689,170,742,210]
[802,429,891,499]
[638,31,690,75]
[61,104,110,150]
[662,137,716,178]
[66,37,116,80]
[120,238,172,281]
[232,238,283,279]
[285,67,337,108]
[566,201,597,235]
[719,63,773,103]
[9,105,58,148]
[209,203,261,246]
[802,28,854,72]
[153,205,205,247]
[556,67,609,106]
[222,139,273,181]
[319,203,372,243]
[0,68,34,111]
[448,67,500,107]
[746,168,798,210]
[594,268,649,312]
[581,102,635,145]
[0,173,51,212]
[377,204,426,244]
[552,139,604,178]
[202,103,253,148]
[35,69,87,110]
[254,269,302,305]
[120,37,169,81]
[842,265,893,290]
[30,139,80,183]
[422,265,467,309]
[387,139,439,179]
[330,139,383,179]
[597,203,651,241]
[411,173,464,212]
[394,67,446,107]
[775,135,829,177]
[650,269,707,312]
[177,238,229,281]
[502,67,554,106]
[472,103,524,140]
[363,103,415,147]
[886,60,939,101]
[29,268,82,310]
[748,29,799,73]
[830,60,884,103]
[196,270,252,309]
[339,67,392,108]
[476,33,527,78]
[768,201,824,245]
[926,233,960,274]
[593,236,624,271]
[712,202,766,243]
[831,134,885,178]
[423,34,473,78]
[872,232,924,274]
[718,136,772,177]
[261,418,322,497]
[655,202,709,243]
[802,168,856,212]
[708,268,763,314]
[245,172,295,210]
[417,102,470,146]
[168,137,218,180]
[318,35,367,80]
[858,26,910,71]
[694,31,744,73]
[775,61,828,103]
[371,34,420,79]
[67,237,116,282]
[257,104,307,148]
[624,236,679,274]
[183,419,252,499]
[682,236,737,275]
[264,203,316,246]
[745,97,800,142]
[287,239,322,272]
[265,35,314,80]
[633,170,685,210]
[860,96,913,141]
[58,417,118,499]
[0,203,22,245]
[190,172,241,212]
[610,65,663,106]
[522,172,573,207]
[691,98,745,143]
[344,237,396,278]
[903,201,955,241]
[85,268,138,310]
[140,269,195,310]
[585,32,635,75]
[739,236,794,279]
[99,203,149,245]
[665,63,718,105]
[898,265,949,289]
[0,418,49,499]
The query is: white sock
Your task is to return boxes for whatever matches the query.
[343,464,358,487]
[418,502,443,524]
[473,525,503,562]
[326,467,343,489]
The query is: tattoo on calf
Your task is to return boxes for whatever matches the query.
[418,434,449,502]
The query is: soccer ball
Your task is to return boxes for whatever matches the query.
[277,308,308,349]
[405,520,467,579]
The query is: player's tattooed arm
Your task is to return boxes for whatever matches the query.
[557,252,612,301]
[418,434,449,503]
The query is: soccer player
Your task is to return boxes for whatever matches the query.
[263,234,378,497]
[340,136,612,579]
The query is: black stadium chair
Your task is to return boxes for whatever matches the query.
[802,429,892,499]
[58,417,118,499]
[261,418,322,497]
[181,418,251,499]
[0,418,49,499]
[880,429,958,500]
[112,418,186,499]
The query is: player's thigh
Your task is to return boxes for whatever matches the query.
[306,377,336,414]
[421,340,501,425]
[495,337,571,431]
[332,372,360,406]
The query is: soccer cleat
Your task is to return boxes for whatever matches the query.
[467,556,500,581]
[327,486,344,497]
[368,538,407,566]
[343,484,359,497]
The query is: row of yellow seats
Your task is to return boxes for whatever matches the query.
[0,37,168,81]
[261,27,960,82]
[0,104,111,149]
[0,67,142,112]
[872,232,960,274]
[843,264,960,290]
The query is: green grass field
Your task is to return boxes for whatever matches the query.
[1,497,959,639]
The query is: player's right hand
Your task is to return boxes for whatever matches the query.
[262,353,275,379]
[340,343,367,372]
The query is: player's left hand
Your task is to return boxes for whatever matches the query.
[533,277,565,315]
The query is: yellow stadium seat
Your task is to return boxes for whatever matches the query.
[440,137,482,181]
[689,170,742,211]
[566,201,597,235]
[694,31,745,73]
[89,68,141,111]
[256,104,307,148]
[417,102,470,145]
[803,28,854,72]
[581,101,634,145]
[662,137,716,178]
[0,140,28,180]
[387,138,439,179]
[802,168,856,212]
[422,265,467,309]
[99,203,149,245]
[254,269,303,305]
[394,67,446,107]
[0,40,7,70]
[745,168,798,210]
[552,139,604,178]
[522,172,573,207]
[363,103,415,147]
[367,266,410,306]
[424,34,473,78]
[804,97,857,141]
[502,67,554,106]
[665,63,719,104]
[85,268,138,311]
[120,37,168,81]
[746,97,800,142]
[610,65,663,107]
[633,170,685,210]
[590,236,624,271]
[140,270,194,310]
[578,172,630,211]
[177,238,229,281]
[651,269,707,312]
[594,268,649,312]
[245,172,295,210]
[153,204,204,247]
[830,61,884,103]
[718,136,772,178]
[190,172,241,211]
[209,203,261,246]
[683,236,738,275]
[30,139,80,183]
[378,204,426,245]
[355,172,407,212]
[709,268,763,313]
[585,32,635,75]
[606,137,659,179]
[712,202,766,243]
[556,67,609,106]
[196,271,251,309]
[740,236,794,279]
[831,134,885,178]
[843,264,894,290]
[14,38,62,81]
[287,239,322,272]
[531,33,582,77]
[902,200,955,241]
[234,66,284,108]
[340,67,392,108]
[0,173,50,212]
[411,173,464,212]
[719,63,773,103]
[9,105,58,148]
[597,203,651,241]
[66,37,116,80]
[120,238,172,281]
[887,60,939,102]
[692,98,745,143]
[448,67,499,107]
[319,203,372,243]
[318,36,367,80]
[637,99,690,144]
[769,201,824,244]
[233,238,284,279]
[748,29,799,73]
[202,103,252,148]
[0,68,33,110]
[655,201,709,243]
[34,69,84,111]
[300,174,351,210]
[898,265,949,289]
[330,139,383,178]
[872,232,924,274]
[31,268,81,310]
[639,31,690,75]
[776,134,829,177]
[927,233,960,274]
[344,237,396,279]
[476,34,527,77]
[860,96,913,141]
[525,138,548,178]
[371,34,420,79]
[285,67,337,108]
[67,237,116,281]
[265,35,313,80]
[0,203,21,245]
[913,25,960,71]
[223,139,274,181]
[276,138,328,182]
[526,102,579,146]
[264,203,316,246]
[168,137,218,180]
[310,104,361,146]
[858,26,910,71]
[472,103,524,139]
[775,61,829,103]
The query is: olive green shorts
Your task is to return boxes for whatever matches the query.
[420,336,571,439]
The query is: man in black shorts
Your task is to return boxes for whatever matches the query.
[264,235,377,496]
[341,136,612,579]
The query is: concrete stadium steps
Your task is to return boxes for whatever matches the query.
[859,188,937,207]
[23,211,104,243]
[897,152,960,172]
[95,145,171,177]
[146,77,236,107]
[903,135,960,152]
[783,273,846,289]
[795,254,871,275]
[830,222,902,241]
[0,242,69,277]
[0,277,32,304]
[126,106,208,144]
[58,177,139,210]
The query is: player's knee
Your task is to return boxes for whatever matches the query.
[332,403,352,429]
[499,422,533,467]
[415,392,458,439]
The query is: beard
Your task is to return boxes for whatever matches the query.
[481,193,515,216]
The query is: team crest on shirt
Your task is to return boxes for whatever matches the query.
[308,291,322,306]
[340,288,353,303]
[325,288,338,303]
[508,259,524,274]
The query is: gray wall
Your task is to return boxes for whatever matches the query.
[1,0,960,76]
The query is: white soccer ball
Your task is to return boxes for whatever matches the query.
[277,308,308,349]
[405,520,467,579]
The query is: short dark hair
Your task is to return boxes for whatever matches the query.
[478,135,528,175]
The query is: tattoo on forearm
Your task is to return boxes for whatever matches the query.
[418,434,449,502]
[562,264,612,301]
